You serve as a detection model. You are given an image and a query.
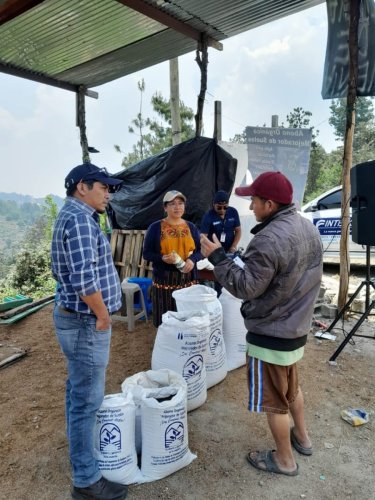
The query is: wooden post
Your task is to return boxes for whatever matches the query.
[338,0,360,311]
[213,100,222,142]
[195,36,208,137]
[76,86,90,164]
[271,115,279,127]
[169,58,181,146]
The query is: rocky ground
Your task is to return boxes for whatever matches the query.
[0,269,374,500]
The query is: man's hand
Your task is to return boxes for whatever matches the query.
[200,234,222,258]
[81,291,111,331]
[96,313,111,331]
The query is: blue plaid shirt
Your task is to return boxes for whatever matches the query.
[51,197,122,314]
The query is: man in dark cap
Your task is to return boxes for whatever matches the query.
[51,164,128,499]
[200,190,241,296]
[200,190,241,254]
[200,171,323,477]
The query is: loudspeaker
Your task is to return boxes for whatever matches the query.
[351,160,375,245]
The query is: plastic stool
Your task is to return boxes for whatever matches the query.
[113,282,148,331]
[127,277,153,314]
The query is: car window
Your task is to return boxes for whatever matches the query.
[317,190,342,210]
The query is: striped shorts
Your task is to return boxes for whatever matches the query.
[247,356,299,414]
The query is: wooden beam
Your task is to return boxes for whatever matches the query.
[0,0,45,26]
[116,0,223,50]
[0,62,98,98]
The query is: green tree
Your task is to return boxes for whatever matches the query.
[115,81,195,168]
[230,131,246,144]
[43,195,59,241]
[304,143,328,201]
[284,107,319,147]
[329,97,374,144]
[0,196,58,299]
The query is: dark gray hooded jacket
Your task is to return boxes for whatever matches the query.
[209,205,323,350]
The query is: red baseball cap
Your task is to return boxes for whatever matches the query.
[235,171,293,204]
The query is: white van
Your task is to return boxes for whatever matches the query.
[301,186,373,263]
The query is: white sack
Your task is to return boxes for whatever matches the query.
[122,369,196,483]
[94,392,142,485]
[219,288,247,370]
[173,285,227,388]
[152,310,209,411]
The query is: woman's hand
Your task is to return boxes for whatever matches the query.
[162,253,177,264]
[181,258,194,273]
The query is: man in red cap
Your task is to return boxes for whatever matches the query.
[200,171,323,476]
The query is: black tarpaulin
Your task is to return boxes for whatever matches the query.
[110,137,237,229]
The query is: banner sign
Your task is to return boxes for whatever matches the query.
[322,0,375,99]
[245,126,312,207]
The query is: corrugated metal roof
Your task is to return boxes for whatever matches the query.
[0,0,324,91]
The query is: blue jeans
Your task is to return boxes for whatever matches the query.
[53,305,111,487]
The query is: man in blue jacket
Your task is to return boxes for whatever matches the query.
[200,190,241,296]
[200,190,241,254]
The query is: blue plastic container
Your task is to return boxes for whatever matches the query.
[127,277,153,314]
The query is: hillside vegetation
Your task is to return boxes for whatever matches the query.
[0,195,61,298]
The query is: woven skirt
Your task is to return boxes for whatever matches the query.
[151,270,198,327]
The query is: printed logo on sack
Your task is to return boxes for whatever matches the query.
[177,332,183,340]
[183,355,204,380]
[100,423,121,451]
[209,329,223,355]
[313,217,352,236]
[165,421,184,449]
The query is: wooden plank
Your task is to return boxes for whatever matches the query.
[0,350,27,369]
[0,295,55,319]
[131,230,144,276]
[110,229,153,280]
[121,230,133,281]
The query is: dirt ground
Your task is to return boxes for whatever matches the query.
[1,270,374,500]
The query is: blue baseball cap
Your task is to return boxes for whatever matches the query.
[64,164,123,193]
[213,190,229,204]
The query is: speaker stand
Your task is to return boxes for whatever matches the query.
[323,246,375,362]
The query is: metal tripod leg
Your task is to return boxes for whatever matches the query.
[326,245,374,361]
[324,280,368,333]
[329,299,375,361]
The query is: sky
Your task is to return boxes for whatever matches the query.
[0,3,341,199]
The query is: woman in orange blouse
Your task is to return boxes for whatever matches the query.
[143,190,202,327]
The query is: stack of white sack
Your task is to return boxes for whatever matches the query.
[173,285,227,388]
[152,310,210,411]
[219,288,247,370]
[121,369,196,483]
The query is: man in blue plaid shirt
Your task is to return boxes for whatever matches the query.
[51,163,127,500]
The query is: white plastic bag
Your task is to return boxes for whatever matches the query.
[219,288,247,370]
[94,392,142,485]
[152,310,209,411]
[173,285,227,388]
[122,369,196,482]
